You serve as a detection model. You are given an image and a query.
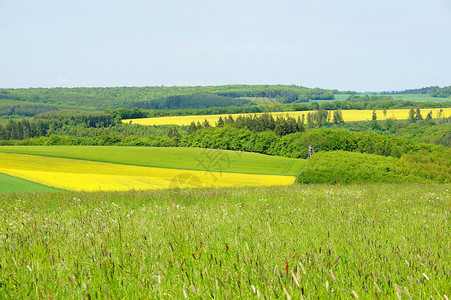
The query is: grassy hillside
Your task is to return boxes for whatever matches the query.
[0,146,305,176]
[0,184,449,298]
[0,172,60,193]
[393,94,451,102]
[0,147,304,193]
[0,152,294,192]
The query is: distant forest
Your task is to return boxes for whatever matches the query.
[0,85,449,120]
[381,86,451,98]
[0,85,335,111]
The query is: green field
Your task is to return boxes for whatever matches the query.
[0,172,60,193]
[0,146,305,176]
[330,94,351,101]
[332,93,451,103]
[0,146,305,193]
[0,85,450,298]
[393,94,451,102]
[0,184,449,298]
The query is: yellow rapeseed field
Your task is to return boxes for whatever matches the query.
[0,153,294,191]
[125,108,451,126]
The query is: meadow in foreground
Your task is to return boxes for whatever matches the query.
[0,184,449,298]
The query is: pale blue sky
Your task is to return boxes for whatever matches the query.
[1,0,450,91]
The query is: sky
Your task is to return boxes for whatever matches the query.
[1,0,450,92]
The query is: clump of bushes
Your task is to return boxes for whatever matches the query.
[296,150,448,184]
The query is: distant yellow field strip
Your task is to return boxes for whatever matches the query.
[0,153,294,191]
[125,108,451,126]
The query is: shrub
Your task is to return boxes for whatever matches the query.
[296,150,431,184]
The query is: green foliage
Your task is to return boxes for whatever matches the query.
[183,127,447,159]
[415,107,423,120]
[128,94,253,110]
[296,150,447,183]
[429,86,451,98]
[0,134,178,147]
[217,86,334,102]
[167,126,181,144]
[0,110,187,142]
[0,184,450,298]
[408,107,423,122]
[35,110,115,127]
[389,85,451,98]
[230,113,303,135]
[273,115,301,136]
[216,116,225,127]
[383,86,434,94]
[305,109,344,127]
[320,98,450,111]
[202,119,211,128]
[0,111,115,140]
[0,85,336,110]
[327,116,451,147]
[105,107,149,120]
[399,150,451,183]
[0,103,59,117]
[332,110,344,124]
[137,105,266,118]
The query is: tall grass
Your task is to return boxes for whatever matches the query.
[0,184,450,298]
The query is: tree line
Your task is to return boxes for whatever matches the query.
[0,84,336,110]
[0,111,114,140]
[126,94,253,110]
[429,86,451,98]
[186,110,345,136]
[217,87,334,103]
[379,86,451,98]
[0,104,59,117]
